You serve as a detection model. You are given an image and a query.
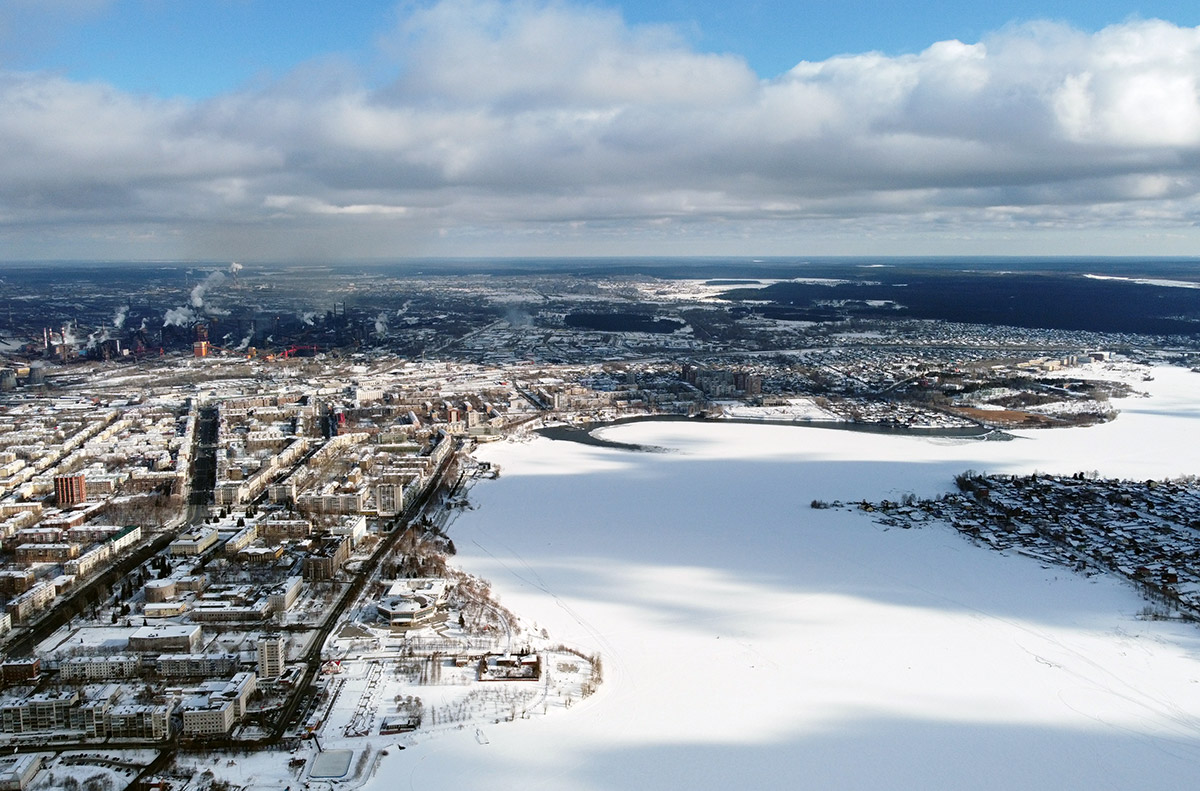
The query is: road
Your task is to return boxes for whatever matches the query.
[0,438,460,771]
[1,404,218,658]
[269,443,460,742]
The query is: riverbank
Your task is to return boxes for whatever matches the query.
[537,411,1002,452]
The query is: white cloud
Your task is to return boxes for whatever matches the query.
[3,2,1200,258]
[387,0,755,108]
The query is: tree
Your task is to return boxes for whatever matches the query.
[83,774,113,791]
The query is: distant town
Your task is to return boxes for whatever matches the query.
[0,259,1198,790]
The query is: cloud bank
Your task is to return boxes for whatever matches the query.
[4,1,1200,258]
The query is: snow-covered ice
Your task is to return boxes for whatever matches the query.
[365,365,1200,790]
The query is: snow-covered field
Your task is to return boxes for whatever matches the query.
[719,396,842,422]
[363,364,1200,790]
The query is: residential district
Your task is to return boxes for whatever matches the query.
[0,261,1198,790]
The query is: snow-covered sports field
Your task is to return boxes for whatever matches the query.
[370,363,1200,790]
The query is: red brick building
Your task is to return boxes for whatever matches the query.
[54,474,87,505]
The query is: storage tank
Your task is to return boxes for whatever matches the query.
[144,578,178,603]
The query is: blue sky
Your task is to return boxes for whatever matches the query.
[2,0,1200,260]
[8,1,1200,96]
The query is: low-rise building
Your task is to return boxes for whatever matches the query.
[236,544,285,565]
[0,689,78,733]
[257,518,312,539]
[156,653,240,678]
[0,659,39,685]
[181,671,257,737]
[7,582,54,623]
[303,534,350,581]
[106,700,175,741]
[59,655,141,682]
[0,753,44,790]
[14,542,78,564]
[181,696,234,737]
[169,527,218,556]
[143,601,188,618]
[267,576,302,613]
[13,528,62,545]
[177,573,208,592]
[128,624,202,653]
[64,542,118,578]
[0,571,34,596]
[144,578,177,602]
[188,599,272,622]
[224,523,257,555]
[376,578,448,630]
[331,514,368,545]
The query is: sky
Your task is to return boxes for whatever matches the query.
[2,0,1200,261]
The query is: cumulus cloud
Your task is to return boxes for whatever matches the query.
[387,0,756,108]
[3,2,1200,256]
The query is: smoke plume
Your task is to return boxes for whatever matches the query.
[190,271,226,309]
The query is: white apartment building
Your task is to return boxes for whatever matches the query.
[256,635,286,678]
[59,655,141,682]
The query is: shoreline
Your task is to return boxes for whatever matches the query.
[403,367,1200,790]
[537,412,1006,451]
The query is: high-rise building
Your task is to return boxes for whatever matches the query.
[256,635,286,678]
[54,474,86,505]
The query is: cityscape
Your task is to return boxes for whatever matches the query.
[5,0,1200,789]
[0,258,1198,788]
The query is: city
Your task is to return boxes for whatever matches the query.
[7,1,1200,788]
[0,259,1199,788]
